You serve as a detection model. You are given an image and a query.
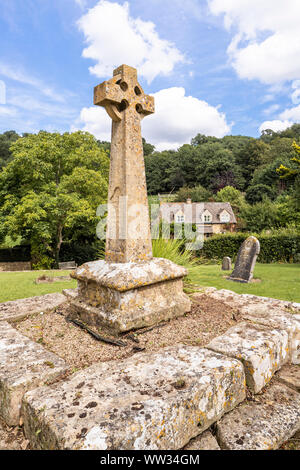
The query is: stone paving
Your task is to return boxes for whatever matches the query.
[0,288,299,450]
[0,293,66,323]
[0,321,68,426]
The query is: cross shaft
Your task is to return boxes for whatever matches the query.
[94,65,155,263]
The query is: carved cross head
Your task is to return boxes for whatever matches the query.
[94,64,155,122]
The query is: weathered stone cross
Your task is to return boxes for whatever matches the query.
[94,64,155,263]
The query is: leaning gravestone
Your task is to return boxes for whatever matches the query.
[222,256,232,271]
[229,236,260,283]
[66,65,190,333]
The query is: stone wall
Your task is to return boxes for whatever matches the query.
[0,262,32,272]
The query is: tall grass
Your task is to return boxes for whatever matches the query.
[152,238,197,267]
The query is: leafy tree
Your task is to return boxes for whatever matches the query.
[0,131,20,168]
[245,184,277,204]
[277,141,300,179]
[142,138,155,156]
[215,186,245,209]
[174,185,213,203]
[235,139,269,187]
[0,131,109,267]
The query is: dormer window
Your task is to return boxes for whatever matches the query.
[220,210,230,223]
[175,211,185,223]
[202,210,212,223]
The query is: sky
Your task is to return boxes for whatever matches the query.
[0,0,300,150]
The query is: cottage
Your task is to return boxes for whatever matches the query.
[159,200,237,238]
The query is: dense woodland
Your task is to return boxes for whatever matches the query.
[0,124,299,266]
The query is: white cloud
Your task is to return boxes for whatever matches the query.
[74,0,87,9]
[280,105,300,122]
[208,0,300,84]
[0,62,66,102]
[263,104,280,116]
[75,87,231,150]
[77,0,185,83]
[259,119,292,134]
[291,80,300,105]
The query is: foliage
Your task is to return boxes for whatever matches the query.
[0,131,20,168]
[198,228,300,263]
[173,185,213,202]
[214,186,245,210]
[152,238,197,267]
[245,184,277,204]
[0,131,109,267]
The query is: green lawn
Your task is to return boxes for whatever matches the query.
[0,270,77,303]
[0,264,299,304]
[188,263,300,303]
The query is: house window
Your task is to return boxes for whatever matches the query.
[204,215,211,222]
[220,211,230,223]
[176,215,185,223]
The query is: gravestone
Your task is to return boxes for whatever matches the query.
[67,65,191,333]
[229,236,260,283]
[222,257,232,271]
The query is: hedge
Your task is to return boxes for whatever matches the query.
[0,245,31,262]
[198,232,300,263]
[59,240,105,266]
[0,241,105,267]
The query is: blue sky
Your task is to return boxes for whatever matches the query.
[0,0,300,150]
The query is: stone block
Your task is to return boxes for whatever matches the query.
[275,365,300,392]
[0,293,66,323]
[0,322,68,426]
[207,322,289,393]
[68,258,191,333]
[22,346,246,450]
[184,430,220,450]
[240,304,300,365]
[216,383,300,450]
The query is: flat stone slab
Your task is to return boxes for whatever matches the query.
[240,305,300,365]
[275,365,300,392]
[203,288,300,314]
[184,430,220,450]
[207,322,289,393]
[72,258,187,292]
[0,293,66,323]
[22,346,246,450]
[216,382,300,450]
[0,322,68,426]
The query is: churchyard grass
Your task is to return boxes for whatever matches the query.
[0,270,77,303]
[0,264,299,304]
[187,263,300,303]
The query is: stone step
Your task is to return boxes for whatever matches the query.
[0,322,68,426]
[22,346,246,450]
[216,382,300,450]
[0,293,66,323]
[207,322,289,393]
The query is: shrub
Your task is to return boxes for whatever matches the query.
[198,229,300,263]
[152,238,197,267]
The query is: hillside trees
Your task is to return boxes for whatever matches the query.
[0,131,109,267]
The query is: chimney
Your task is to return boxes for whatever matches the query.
[186,198,192,204]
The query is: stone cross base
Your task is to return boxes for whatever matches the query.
[65,258,191,334]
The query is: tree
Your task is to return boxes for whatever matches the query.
[0,131,109,267]
[245,183,277,204]
[0,131,20,168]
[174,185,213,203]
[142,138,155,156]
[215,186,245,209]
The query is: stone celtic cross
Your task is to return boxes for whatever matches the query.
[94,64,154,263]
